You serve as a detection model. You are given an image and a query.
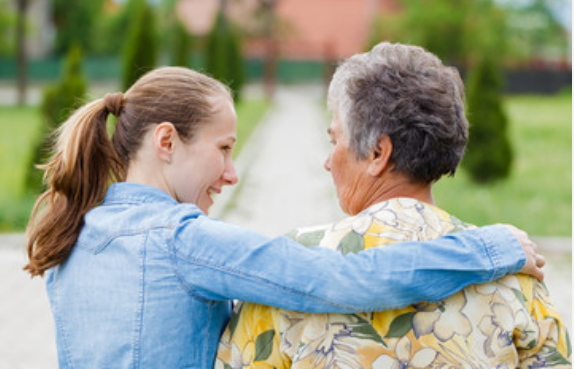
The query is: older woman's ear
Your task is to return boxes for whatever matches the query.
[367,135,393,177]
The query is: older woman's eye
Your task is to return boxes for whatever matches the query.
[329,139,336,145]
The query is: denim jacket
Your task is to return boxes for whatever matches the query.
[46,183,525,368]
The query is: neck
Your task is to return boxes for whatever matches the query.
[360,172,434,211]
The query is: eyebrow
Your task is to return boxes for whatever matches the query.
[219,136,237,143]
[327,128,333,135]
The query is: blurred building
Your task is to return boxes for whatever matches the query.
[177,0,400,60]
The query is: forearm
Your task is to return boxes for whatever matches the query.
[174,220,525,312]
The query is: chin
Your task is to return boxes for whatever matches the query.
[340,200,363,216]
[338,200,353,216]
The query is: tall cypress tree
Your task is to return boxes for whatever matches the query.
[122,0,157,90]
[170,19,192,67]
[205,10,245,101]
[28,45,87,192]
[463,56,513,183]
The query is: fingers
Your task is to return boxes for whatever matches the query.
[520,248,545,281]
[535,254,546,268]
[502,224,546,282]
[532,264,545,282]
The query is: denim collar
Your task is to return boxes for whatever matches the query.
[104,182,178,206]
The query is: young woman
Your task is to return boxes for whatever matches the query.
[25,67,542,368]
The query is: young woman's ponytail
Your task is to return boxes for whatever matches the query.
[25,94,125,276]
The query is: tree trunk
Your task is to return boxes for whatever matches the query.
[16,0,29,106]
[261,0,278,101]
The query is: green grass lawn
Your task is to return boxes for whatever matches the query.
[0,106,43,231]
[434,93,572,236]
[0,98,269,232]
[234,99,270,158]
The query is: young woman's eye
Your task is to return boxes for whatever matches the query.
[221,145,232,153]
[329,139,336,145]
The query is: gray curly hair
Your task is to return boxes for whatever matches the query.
[327,42,469,184]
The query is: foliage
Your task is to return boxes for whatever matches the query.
[0,0,15,56]
[169,18,193,67]
[374,0,568,67]
[463,56,513,183]
[122,0,158,90]
[373,0,510,67]
[51,0,105,55]
[393,0,472,64]
[92,1,134,56]
[206,10,245,101]
[500,0,570,63]
[27,45,87,192]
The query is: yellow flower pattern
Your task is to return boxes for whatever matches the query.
[216,198,571,368]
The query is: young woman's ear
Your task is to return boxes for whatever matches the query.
[153,122,177,164]
[367,135,393,177]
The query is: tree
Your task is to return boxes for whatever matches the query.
[122,0,158,90]
[15,0,29,106]
[501,0,570,65]
[205,10,245,101]
[396,0,472,65]
[27,45,87,192]
[92,1,129,56]
[371,0,510,68]
[0,0,15,57]
[51,0,104,55]
[463,56,513,183]
[169,18,192,67]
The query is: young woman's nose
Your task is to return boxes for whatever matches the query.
[222,161,239,186]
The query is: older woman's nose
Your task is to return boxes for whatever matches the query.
[324,155,332,172]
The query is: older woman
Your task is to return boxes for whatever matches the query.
[216,42,570,368]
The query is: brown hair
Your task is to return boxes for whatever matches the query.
[25,67,231,276]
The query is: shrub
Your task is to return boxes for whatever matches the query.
[170,18,192,67]
[463,57,513,183]
[122,0,157,90]
[27,45,87,193]
[205,10,245,101]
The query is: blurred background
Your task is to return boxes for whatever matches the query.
[0,0,571,367]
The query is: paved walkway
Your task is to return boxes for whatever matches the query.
[0,84,571,368]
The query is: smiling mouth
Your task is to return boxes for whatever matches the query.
[207,188,222,198]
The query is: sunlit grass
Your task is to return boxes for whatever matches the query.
[434,94,571,236]
[234,99,270,158]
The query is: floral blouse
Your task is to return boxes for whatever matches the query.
[216,198,571,368]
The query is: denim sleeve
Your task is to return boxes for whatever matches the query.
[171,219,525,312]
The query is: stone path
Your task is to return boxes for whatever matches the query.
[210,84,345,235]
[0,84,571,368]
